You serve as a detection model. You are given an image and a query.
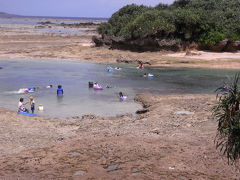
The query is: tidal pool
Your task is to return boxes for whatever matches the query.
[0,58,239,118]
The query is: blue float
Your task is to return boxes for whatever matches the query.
[18,111,37,117]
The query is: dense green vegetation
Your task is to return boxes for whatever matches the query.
[213,74,240,163]
[97,0,240,46]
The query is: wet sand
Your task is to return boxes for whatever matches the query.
[0,19,240,179]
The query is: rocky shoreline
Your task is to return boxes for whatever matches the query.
[1,20,240,70]
[0,94,239,179]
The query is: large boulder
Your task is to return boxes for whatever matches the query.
[207,40,228,52]
[110,37,159,51]
[157,39,182,51]
[92,36,104,47]
[182,41,199,50]
[224,41,240,52]
[93,35,183,52]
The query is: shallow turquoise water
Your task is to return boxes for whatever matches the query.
[0,58,239,118]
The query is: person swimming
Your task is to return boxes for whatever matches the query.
[148,73,154,77]
[119,92,124,98]
[93,82,103,90]
[106,66,113,72]
[28,87,36,92]
[119,92,127,100]
[18,88,29,94]
[57,85,64,96]
[18,87,36,94]
[93,82,99,87]
[46,85,53,88]
[106,85,112,88]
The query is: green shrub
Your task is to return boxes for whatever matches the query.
[97,22,113,36]
[198,31,225,46]
[119,10,175,39]
[213,73,240,163]
[108,4,149,36]
[97,0,240,48]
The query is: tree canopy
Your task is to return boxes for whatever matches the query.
[97,0,240,46]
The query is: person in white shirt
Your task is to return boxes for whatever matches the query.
[18,98,29,113]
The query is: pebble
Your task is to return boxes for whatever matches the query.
[100,156,107,164]
[131,167,140,173]
[150,128,161,134]
[186,123,192,127]
[68,152,80,157]
[175,111,194,115]
[107,164,119,172]
[57,137,64,141]
[178,176,188,180]
[74,170,86,176]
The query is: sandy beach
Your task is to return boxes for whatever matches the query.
[0,19,240,179]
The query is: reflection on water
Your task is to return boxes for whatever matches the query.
[0,58,239,118]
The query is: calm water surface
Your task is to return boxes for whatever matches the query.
[0,58,238,118]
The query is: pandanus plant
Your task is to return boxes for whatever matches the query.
[213,73,240,163]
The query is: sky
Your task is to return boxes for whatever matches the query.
[0,0,175,18]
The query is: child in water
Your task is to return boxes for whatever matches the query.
[57,85,64,95]
[29,96,35,114]
[46,85,53,88]
[18,98,29,113]
[119,92,127,100]
[119,92,124,98]
[137,63,144,69]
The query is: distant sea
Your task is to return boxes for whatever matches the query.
[17,15,108,21]
[0,13,108,25]
[0,12,108,21]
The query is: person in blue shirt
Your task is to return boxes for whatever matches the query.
[57,85,64,96]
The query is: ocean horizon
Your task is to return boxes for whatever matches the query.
[0,12,108,21]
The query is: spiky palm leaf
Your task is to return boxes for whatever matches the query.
[213,73,240,163]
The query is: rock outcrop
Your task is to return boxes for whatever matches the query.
[92,35,182,52]
[202,40,240,52]
[224,41,240,52]
[206,40,228,52]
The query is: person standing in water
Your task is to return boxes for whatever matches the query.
[138,62,144,69]
[57,85,64,96]
[29,96,35,114]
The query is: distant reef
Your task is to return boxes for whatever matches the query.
[0,12,21,18]
[93,0,240,52]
